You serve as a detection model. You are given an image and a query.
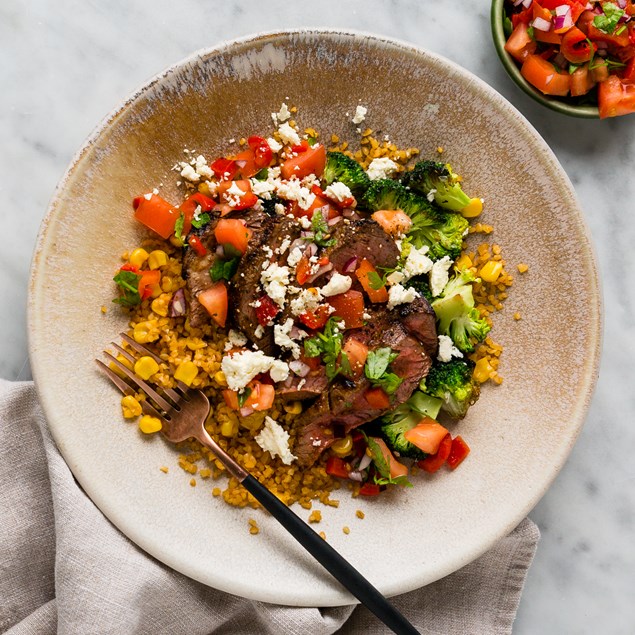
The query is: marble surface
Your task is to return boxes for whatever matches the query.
[1,1,633,632]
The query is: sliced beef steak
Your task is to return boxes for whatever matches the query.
[293,315,432,466]
[393,295,438,358]
[278,368,328,401]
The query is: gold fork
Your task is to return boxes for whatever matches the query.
[96,334,419,635]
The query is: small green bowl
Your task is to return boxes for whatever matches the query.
[490,0,600,118]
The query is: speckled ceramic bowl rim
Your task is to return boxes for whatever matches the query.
[28,29,602,604]
[490,0,601,118]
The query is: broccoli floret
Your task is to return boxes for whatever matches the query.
[379,391,443,459]
[322,152,371,198]
[402,160,473,213]
[421,359,480,419]
[260,194,284,216]
[405,275,433,303]
[432,270,491,352]
[363,180,468,260]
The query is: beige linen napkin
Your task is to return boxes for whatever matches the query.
[0,379,539,635]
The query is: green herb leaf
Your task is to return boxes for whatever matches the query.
[112,270,142,307]
[303,338,322,358]
[303,317,344,380]
[254,168,269,180]
[365,436,412,487]
[503,15,513,38]
[526,25,535,41]
[593,2,625,34]
[569,63,580,75]
[210,257,240,282]
[310,210,336,248]
[191,212,211,229]
[237,387,252,408]
[174,212,185,241]
[366,270,385,291]
[374,474,413,488]
[307,137,318,147]
[364,347,403,395]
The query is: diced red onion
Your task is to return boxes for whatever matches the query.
[289,360,310,377]
[555,4,570,16]
[596,41,608,49]
[616,0,626,7]
[597,49,607,57]
[235,160,248,168]
[212,203,232,216]
[240,406,254,417]
[521,0,532,7]
[215,245,225,257]
[289,238,305,253]
[289,325,307,340]
[513,0,524,6]
[342,208,361,220]
[168,288,187,317]
[554,13,573,30]
[307,262,333,283]
[531,16,552,31]
[553,52,568,69]
[343,256,359,273]
[305,242,318,258]
[348,470,364,482]
[327,216,342,226]
[358,452,372,471]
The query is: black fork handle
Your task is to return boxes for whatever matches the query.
[241,474,420,635]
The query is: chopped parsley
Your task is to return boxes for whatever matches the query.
[254,168,269,180]
[367,270,386,290]
[237,387,252,408]
[364,347,403,395]
[191,212,211,229]
[210,256,240,282]
[303,316,345,381]
[310,210,336,248]
[112,270,142,307]
[365,436,412,488]
[593,2,625,34]
[174,212,185,242]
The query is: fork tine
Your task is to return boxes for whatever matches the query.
[95,359,135,395]
[120,333,163,364]
[140,399,164,420]
[103,351,175,414]
[111,341,182,404]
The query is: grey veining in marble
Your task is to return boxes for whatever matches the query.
[1,1,634,632]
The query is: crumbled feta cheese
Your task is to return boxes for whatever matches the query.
[274,203,286,215]
[320,273,352,297]
[402,246,434,281]
[255,416,297,465]
[221,350,289,391]
[287,247,304,268]
[260,262,290,308]
[290,287,323,315]
[386,271,405,286]
[250,178,276,199]
[437,335,463,362]
[363,311,372,320]
[271,103,291,125]
[430,256,453,297]
[277,122,301,146]
[323,182,353,203]
[179,163,200,182]
[275,179,315,210]
[262,245,273,260]
[277,238,291,255]
[387,284,419,309]
[352,105,367,124]
[366,157,399,181]
[226,181,246,197]
[254,324,264,338]
[194,155,213,179]
[152,187,159,196]
[426,188,437,203]
[224,329,248,351]
[299,215,312,229]
[274,318,306,359]
[143,192,153,201]
[267,137,283,153]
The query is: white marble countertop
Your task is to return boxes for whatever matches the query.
[2,1,634,632]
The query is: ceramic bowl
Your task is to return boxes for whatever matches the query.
[28,30,601,606]
[491,0,600,118]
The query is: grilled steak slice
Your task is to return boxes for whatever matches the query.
[394,295,438,358]
[293,316,432,466]
[230,214,302,354]
[278,368,328,401]
[322,218,400,274]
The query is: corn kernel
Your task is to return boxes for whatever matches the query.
[197,181,213,196]
[170,235,184,248]
[139,415,162,434]
[461,197,483,218]
[133,321,159,343]
[129,248,149,268]
[151,294,170,317]
[517,263,529,274]
[214,370,228,387]
[148,249,168,270]
[220,419,238,437]
[134,356,159,380]
[455,254,473,270]
[174,361,198,386]
[100,305,107,314]
[331,435,353,457]
[513,312,522,321]
[343,526,350,535]
[283,400,303,415]
[159,466,169,473]
[473,357,493,384]
[479,260,503,283]
[121,395,142,419]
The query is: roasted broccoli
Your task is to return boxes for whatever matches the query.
[421,359,480,419]
[405,275,433,303]
[431,269,491,353]
[322,152,371,198]
[260,194,284,216]
[379,391,443,459]
[363,179,468,260]
[402,160,475,213]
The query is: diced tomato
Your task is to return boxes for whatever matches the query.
[511,5,533,28]
[417,433,452,473]
[325,456,350,479]
[364,386,391,410]
[138,270,161,301]
[623,55,635,82]
[289,191,334,219]
[222,389,240,410]
[371,210,413,238]
[355,258,388,303]
[300,350,322,371]
[247,136,273,169]
[587,22,630,48]
[521,54,571,96]
[505,23,538,63]
[598,75,635,118]
[133,194,180,239]
[327,290,365,328]
[255,294,279,326]
[540,0,585,22]
[217,180,258,210]
[561,27,595,64]
[298,304,331,330]
[280,144,326,180]
[370,437,409,479]
[342,337,369,379]
[214,218,252,254]
[295,255,311,284]
[570,64,596,96]
[244,381,275,411]
[290,140,310,153]
[188,235,207,257]
[447,436,471,470]
[197,282,228,327]
[534,29,563,45]
[179,192,217,235]
[532,2,552,23]
[404,418,450,455]
[358,482,381,496]
[210,157,238,180]
[120,263,139,273]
